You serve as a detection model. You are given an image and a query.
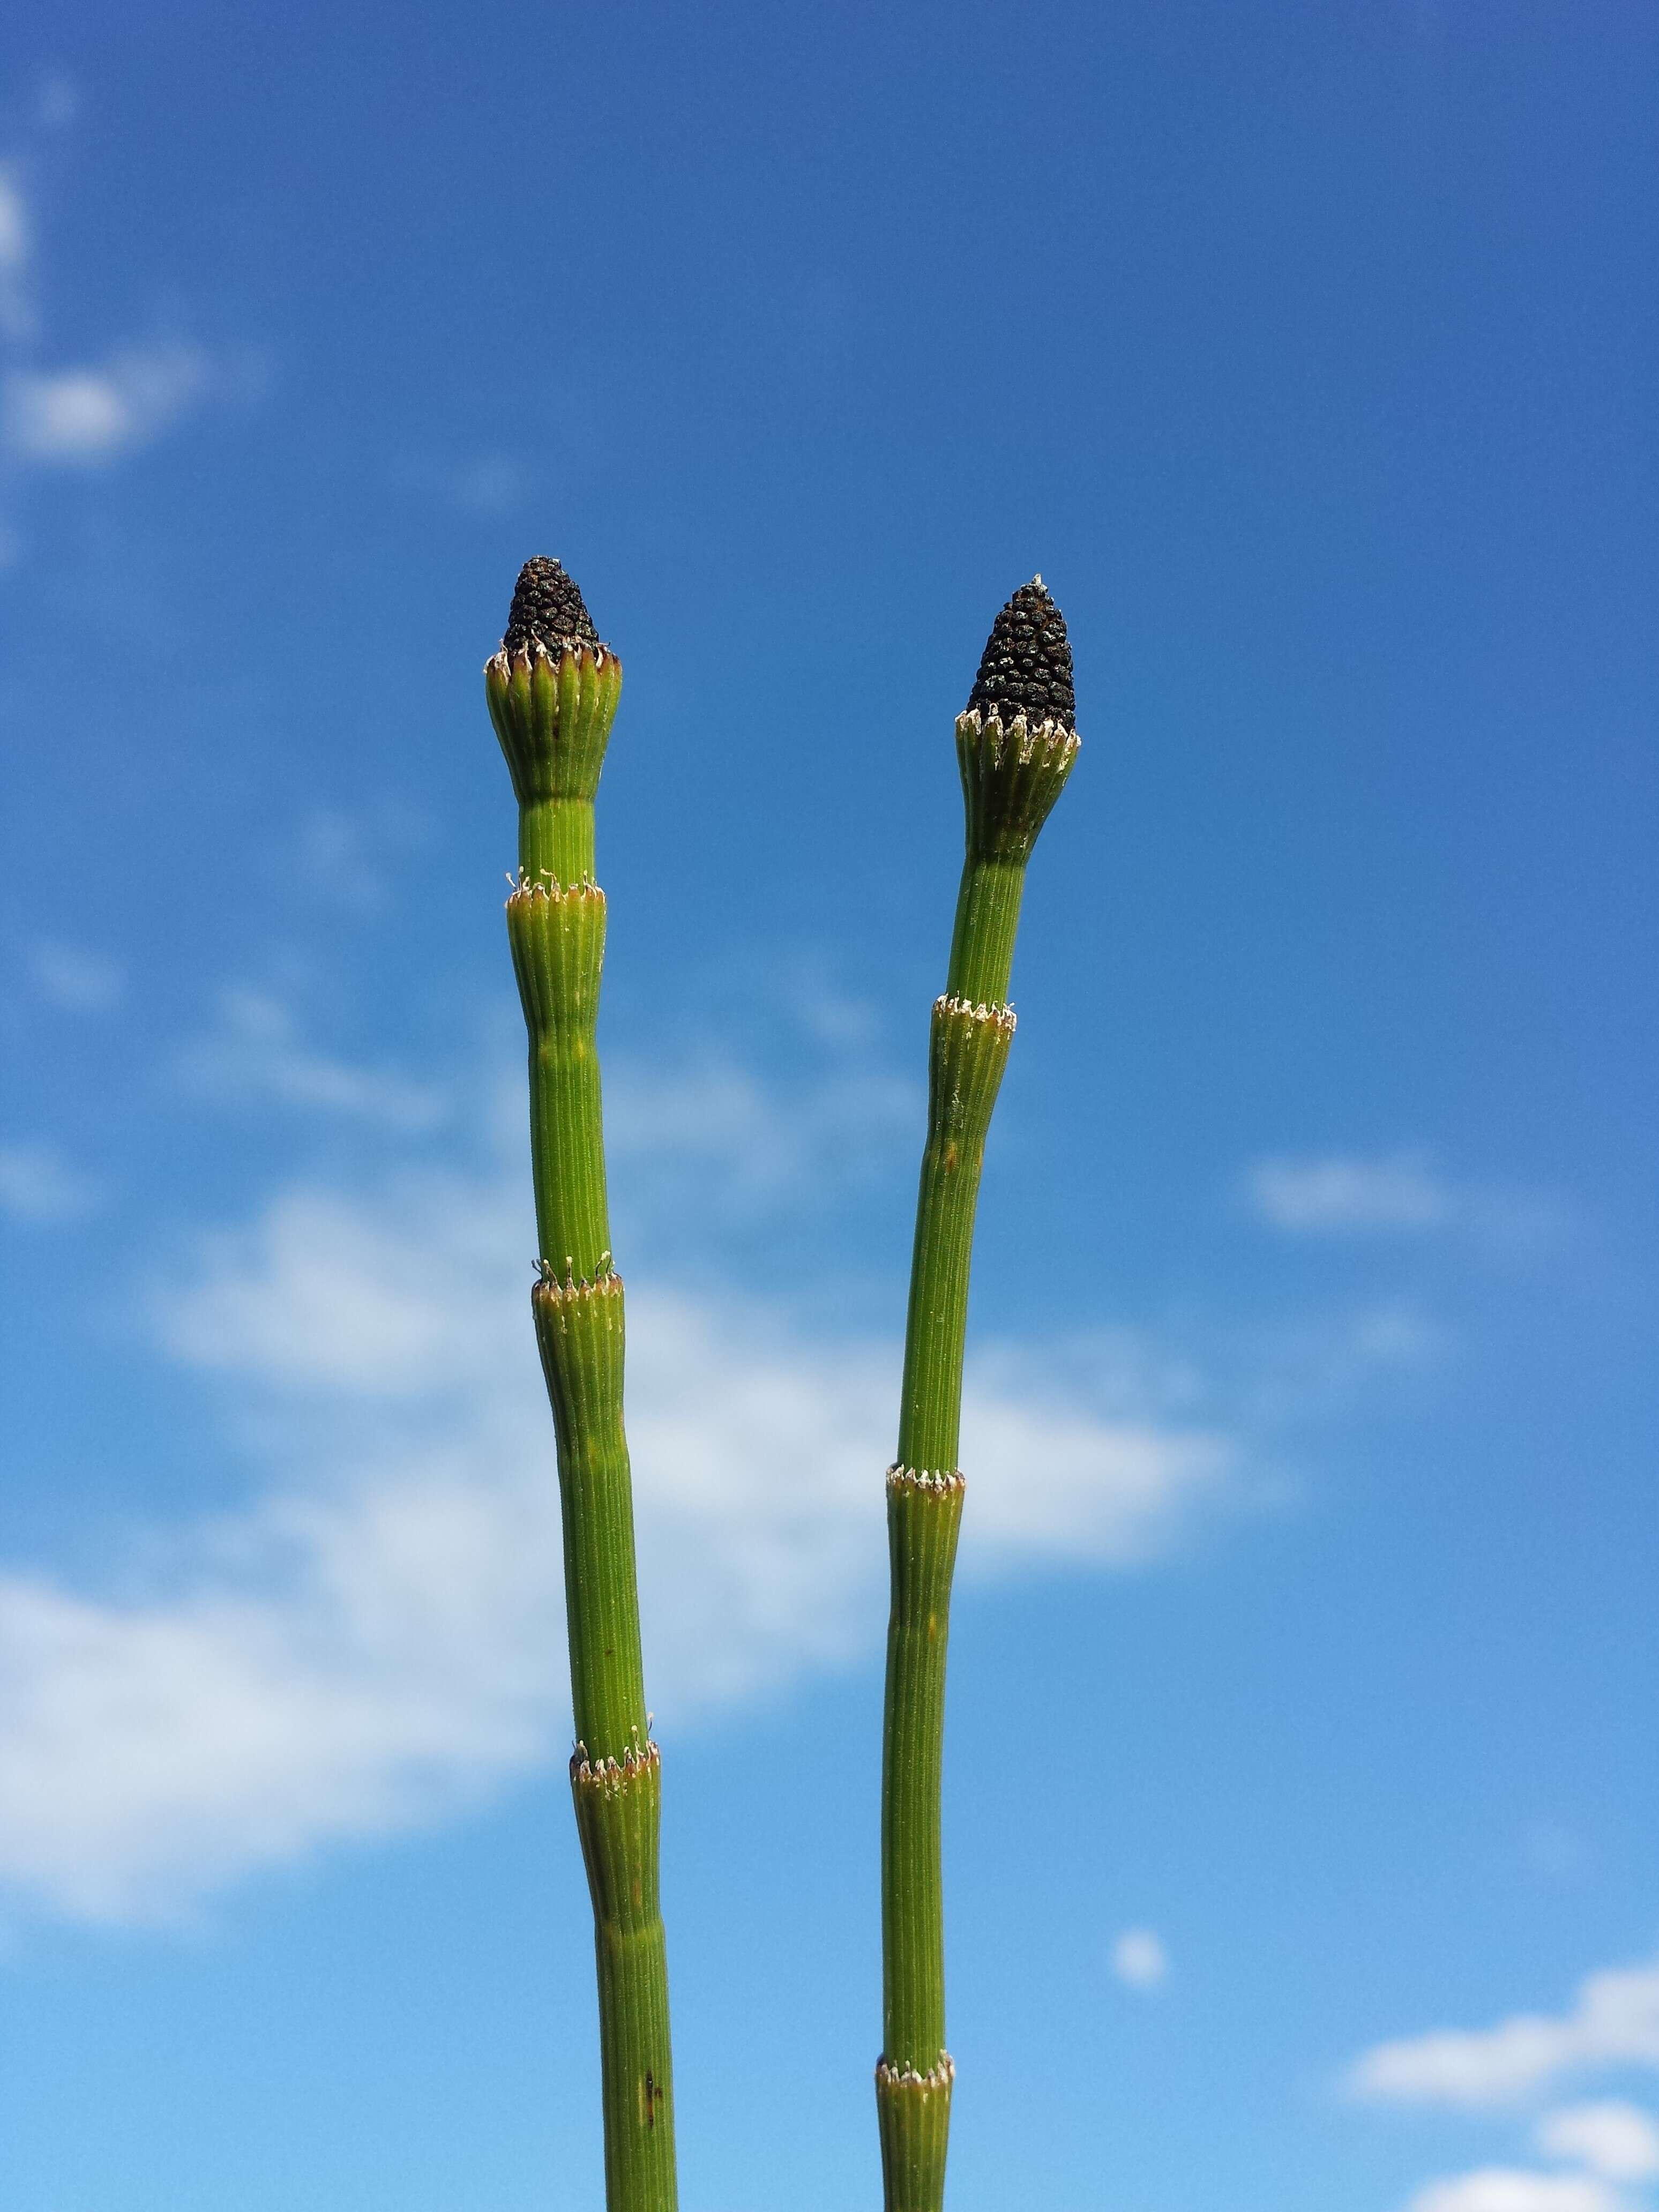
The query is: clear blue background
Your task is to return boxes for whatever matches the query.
[1,5,1656,2209]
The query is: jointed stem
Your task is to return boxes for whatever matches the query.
[878,624,1080,2212]
[488,572,677,2212]
[878,887,1016,2212]
[517,883,675,2210]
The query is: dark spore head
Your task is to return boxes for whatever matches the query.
[501,556,605,658]
[967,576,1075,731]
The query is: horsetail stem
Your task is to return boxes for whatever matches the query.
[485,558,676,2212]
[878,579,1080,2212]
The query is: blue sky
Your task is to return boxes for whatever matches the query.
[1,5,1656,2209]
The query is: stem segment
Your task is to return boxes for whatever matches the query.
[878,678,1079,2212]
[488,594,677,2212]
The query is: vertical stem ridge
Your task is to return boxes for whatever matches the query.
[573,1746,675,2211]
[533,1274,647,1755]
[881,977,1015,2163]
[878,689,1080,2212]
[876,2054,956,2212]
[509,883,612,1280]
[881,1466,966,2078]
[490,620,676,2212]
[896,997,1018,1474]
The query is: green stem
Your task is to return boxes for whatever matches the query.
[943,860,1023,1014]
[519,795,596,890]
[491,641,676,2212]
[878,707,1078,2212]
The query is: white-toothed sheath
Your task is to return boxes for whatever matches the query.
[487,559,676,2212]
[879,580,1080,2212]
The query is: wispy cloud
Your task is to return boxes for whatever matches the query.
[3,338,213,466]
[0,998,1429,1925]
[1537,2105,1659,2183]
[1404,2171,1630,2212]
[606,1049,917,1214]
[0,1138,97,1223]
[0,126,245,502]
[30,939,123,1012]
[0,162,33,341]
[1245,1151,1564,1251]
[294,812,391,913]
[1248,1152,1453,1232]
[180,989,447,1131]
[1110,1928,1169,1990]
[1349,1957,1659,2109]
[394,449,534,518]
[0,1140,1237,1924]
[33,72,80,134]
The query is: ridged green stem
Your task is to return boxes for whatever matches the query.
[519,795,596,890]
[490,644,676,2212]
[878,709,1079,2211]
[943,860,1023,1013]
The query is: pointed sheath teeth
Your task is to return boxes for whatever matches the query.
[955,577,1080,863]
[506,876,607,1042]
[955,706,1079,865]
[485,557,623,809]
[484,645,622,805]
[926,992,1018,1142]
[886,1463,967,1497]
[569,1736,664,1930]
[570,1735,660,1794]
[875,2051,955,2206]
[875,2052,956,2094]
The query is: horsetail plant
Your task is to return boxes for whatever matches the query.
[878,580,1080,2212]
[485,558,676,2212]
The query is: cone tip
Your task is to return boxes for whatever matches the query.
[966,576,1074,730]
[500,555,607,659]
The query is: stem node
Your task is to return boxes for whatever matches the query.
[489,560,676,2212]
[879,580,1080,2210]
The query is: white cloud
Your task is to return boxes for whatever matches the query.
[34,72,80,133]
[0,165,29,319]
[3,338,212,465]
[295,812,391,912]
[31,940,123,1012]
[1537,2104,1659,2182]
[0,1440,567,1923]
[1350,1960,1659,2109]
[606,1050,917,1210]
[0,1138,96,1223]
[0,174,26,275]
[0,1135,1239,1925]
[0,170,24,270]
[0,162,35,342]
[1405,2171,1628,2212]
[1245,1152,1564,1251]
[0,105,236,492]
[0,1007,1431,1927]
[1247,1153,1452,1233]
[180,989,446,1131]
[1524,1822,1591,1882]
[1111,1928,1168,1989]
[397,450,533,518]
